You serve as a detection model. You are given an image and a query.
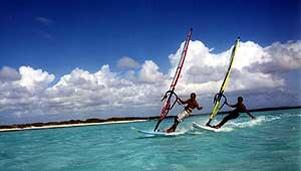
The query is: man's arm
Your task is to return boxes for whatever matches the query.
[197,106,203,110]
[244,106,255,119]
[196,102,203,110]
[246,111,255,119]
[179,98,189,104]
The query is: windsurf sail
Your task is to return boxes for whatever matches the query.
[153,28,192,131]
[206,37,240,126]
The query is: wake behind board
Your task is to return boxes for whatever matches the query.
[131,127,186,136]
[192,122,220,132]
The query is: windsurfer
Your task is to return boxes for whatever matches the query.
[165,93,203,133]
[211,96,255,129]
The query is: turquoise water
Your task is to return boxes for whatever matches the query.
[0,109,300,171]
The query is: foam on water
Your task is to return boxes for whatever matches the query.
[190,114,284,133]
[227,115,281,128]
[132,126,188,137]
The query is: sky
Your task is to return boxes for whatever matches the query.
[0,0,300,124]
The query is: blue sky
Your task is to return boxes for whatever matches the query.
[1,0,300,76]
[0,0,300,124]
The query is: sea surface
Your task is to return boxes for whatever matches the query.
[0,109,300,171]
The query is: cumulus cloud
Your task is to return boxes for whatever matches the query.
[19,66,55,92]
[0,66,55,117]
[0,39,300,124]
[139,60,164,83]
[247,41,301,74]
[0,66,21,82]
[117,56,140,69]
[42,64,164,116]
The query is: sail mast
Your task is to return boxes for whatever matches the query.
[206,37,240,126]
[153,28,192,131]
[160,28,192,119]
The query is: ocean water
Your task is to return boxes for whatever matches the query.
[0,109,300,171]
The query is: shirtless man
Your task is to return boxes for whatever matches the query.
[166,93,203,133]
[212,96,255,129]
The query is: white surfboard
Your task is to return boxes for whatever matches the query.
[192,122,220,132]
[132,127,186,136]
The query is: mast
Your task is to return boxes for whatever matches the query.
[153,28,192,131]
[169,28,193,90]
[206,37,240,126]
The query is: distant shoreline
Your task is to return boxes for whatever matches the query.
[0,119,148,133]
[0,105,300,132]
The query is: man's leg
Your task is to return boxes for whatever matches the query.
[166,117,179,133]
[154,118,163,131]
[215,114,233,128]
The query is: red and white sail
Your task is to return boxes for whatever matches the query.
[159,28,192,119]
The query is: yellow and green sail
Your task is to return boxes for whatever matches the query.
[209,37,240,120]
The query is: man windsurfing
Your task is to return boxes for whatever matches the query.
[210,96,255,129]
[153,28,193,132]
[166,93,203,133]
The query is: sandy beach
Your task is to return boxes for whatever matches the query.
[0,119,148,132]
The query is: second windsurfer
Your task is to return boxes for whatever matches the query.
[166,93,203,133]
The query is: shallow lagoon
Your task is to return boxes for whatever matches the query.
[0,109,300,171]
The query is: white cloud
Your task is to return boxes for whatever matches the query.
[0,39,300,124]
[19,66,55,92]
[43,64,163,116]
[139,60,164,83]
[247,41,301,73]
[169,40,292,95]
[35,17,53,26]
[0,66,55,117]
[0,66,21,81]
[117,56,140,69]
